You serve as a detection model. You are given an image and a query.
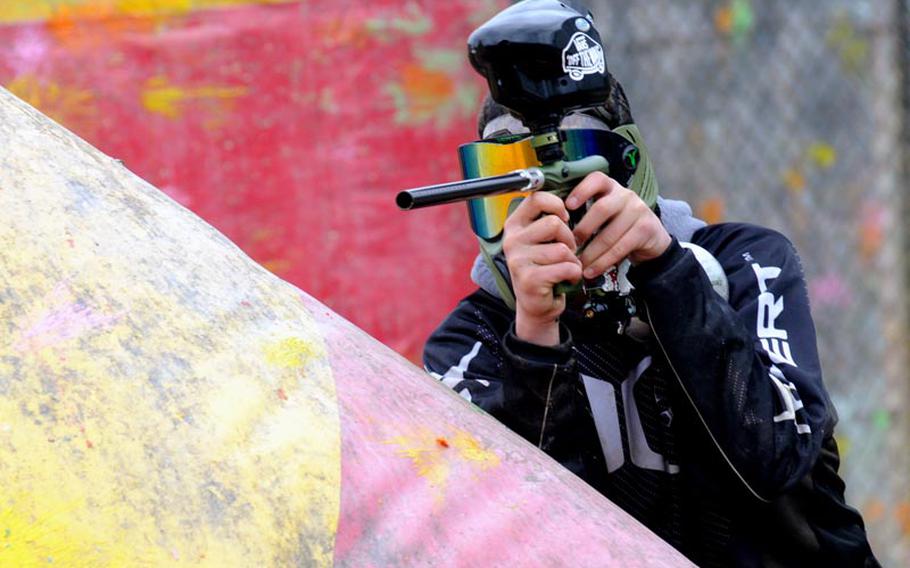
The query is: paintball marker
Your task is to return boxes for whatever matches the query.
[396,0,641,327]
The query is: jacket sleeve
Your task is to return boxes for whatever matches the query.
[422,291,597,468]
[628,224,832,501]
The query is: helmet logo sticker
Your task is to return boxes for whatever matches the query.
[562,32,605,81]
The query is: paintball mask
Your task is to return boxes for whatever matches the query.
[463,112,653,242]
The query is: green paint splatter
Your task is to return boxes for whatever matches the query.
[385,82,479,128]
[416,49,463,73]
[466,0,504,26]
[872,409,890,431]
[730,0,754,45]
[366,4,432,40]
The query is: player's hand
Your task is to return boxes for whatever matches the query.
[566,172,671,278]
[502,191,583,346]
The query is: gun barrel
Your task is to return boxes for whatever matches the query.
[396,170,538,210]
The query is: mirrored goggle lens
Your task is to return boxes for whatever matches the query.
[458,136,539,241]
[459,129,629,240]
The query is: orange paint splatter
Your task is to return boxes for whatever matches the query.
[385,429,499,497]
[319,16,370,49]
[6,75,98,132]
[45,2,159,47]
[714,7,733,35]
[782,168,806,194]
[276,388,288,401]
[260,259,292,276]
[400,64,454,115]
[858,203,885,261]
[698,197,725,225]
[85,439,94,449]
[895,502,910,536]
[863,499,885,523]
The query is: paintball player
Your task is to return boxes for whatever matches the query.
[422,3,879,567]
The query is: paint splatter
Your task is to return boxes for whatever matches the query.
[858,202,886,260]
[365,4,432,39]
[0,0,300,25]
[6,74,97,129]
[714,0,754,45]
[264,336,318,369]
[827,15,869,75]
[386,64,454,124]
[834,434,851,458]
[386,428,499,497]
[782,168,806,194]
[895,502,910,536]
[864,499,886,523]
[42,2,166,46]
[871,409,890,431]
[808,273,852,309]
[14,283,122,352]
[260,258,292,276]
[698,197,725,225]
[141,75,248,120]
[7,27,51,75]
[318,16,370,49]
[781,141,836,196]
[807,143,836,169]
[384,46,479,127]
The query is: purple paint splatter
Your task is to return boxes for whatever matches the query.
[14,282,123,351]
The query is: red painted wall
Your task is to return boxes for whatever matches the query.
[0,0,501,361]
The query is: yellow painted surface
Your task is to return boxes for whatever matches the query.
[0,0,298,25]
[0,88,341,565]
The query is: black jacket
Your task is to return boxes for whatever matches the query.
[424,222,878,567]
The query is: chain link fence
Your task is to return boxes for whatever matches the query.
[584,0,909,563]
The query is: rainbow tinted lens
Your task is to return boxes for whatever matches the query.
[459,129,621,240]
[458,136,539,240]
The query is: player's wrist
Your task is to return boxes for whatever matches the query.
[630,227,672,265]
[515,310,561,346]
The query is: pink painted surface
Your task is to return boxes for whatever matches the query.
[304,293,692,566]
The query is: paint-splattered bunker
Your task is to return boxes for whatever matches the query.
[0,88,690,566]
